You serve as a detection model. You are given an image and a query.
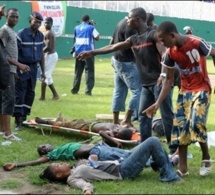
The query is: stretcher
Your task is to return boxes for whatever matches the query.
[23,118,140,144]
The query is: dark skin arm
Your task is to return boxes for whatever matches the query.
[0,4,5,19]
[3,156,49,171]
[8,59,30,72]
[154,32,169,87]
[40,53,46,82]
[143,67,174,118]
[99,131,122,148]
[77,40,132,60]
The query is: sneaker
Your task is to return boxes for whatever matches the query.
[199,160,212,176]
[71,90,78,95]
[171,155,179,166]
[3,133,22,141]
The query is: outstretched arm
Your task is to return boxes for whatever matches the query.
[99,131,122,148]
[143,67,174,118]
[3,156,50,171]
[77,40,131,60]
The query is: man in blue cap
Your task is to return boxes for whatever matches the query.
[13,12,46,131]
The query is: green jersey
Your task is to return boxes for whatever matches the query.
[46,142,81,160]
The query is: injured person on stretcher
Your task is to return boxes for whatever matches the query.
[35,113,138,147]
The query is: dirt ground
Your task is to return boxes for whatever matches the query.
[0,168,69,194]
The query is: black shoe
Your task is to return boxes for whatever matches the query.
[71,90,78,95]
[22,115,27,122]
[85,92,92,96]
[15,116,23,131]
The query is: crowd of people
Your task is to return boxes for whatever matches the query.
[0,3,215,195]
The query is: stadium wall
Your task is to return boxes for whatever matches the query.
[0,1,215,59]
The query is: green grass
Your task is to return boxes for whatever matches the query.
[1,57,215,194]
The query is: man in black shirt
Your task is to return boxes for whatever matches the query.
[77,7,175,153]
[110,18,141,128]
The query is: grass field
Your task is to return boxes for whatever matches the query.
[0,57,215,194]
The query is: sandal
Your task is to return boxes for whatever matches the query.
[177,170,189,177]
[200,160,212,176]
[3,134,22,141]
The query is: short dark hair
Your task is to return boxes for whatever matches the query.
[118,128,133,140]
[130,7,147,22]
[146,13,154,23]
[45,17,53,24]
[39,166,67,183]
[37,147,47,156]
[6,8,18,15]
[157,21,178,34]
[39,166,58,182]
[82,14,90,22]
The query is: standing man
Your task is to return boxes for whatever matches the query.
[39,17,59,101]
[143,21,215,177]
[0,8,30,141]
[146,13,158,30]
[13,12,45,130]
[77,8,175,153]
[110,18,141,128]
[71,15,99,96]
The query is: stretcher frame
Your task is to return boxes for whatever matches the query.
[23,118,140,144]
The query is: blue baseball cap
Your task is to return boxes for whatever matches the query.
[30,11,43,21]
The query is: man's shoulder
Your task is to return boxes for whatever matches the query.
[45,30,55,38]
[0,24,7,30]
[17,27,30,34]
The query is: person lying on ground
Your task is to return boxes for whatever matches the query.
[39,137,182,195]
[3,137,179,172]
[3,141,132,171]
[35,113,137,147]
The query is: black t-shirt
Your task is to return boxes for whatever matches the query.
[128,29,161,86]
[112,19,136,62]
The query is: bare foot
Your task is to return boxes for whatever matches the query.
[52,96,59,100]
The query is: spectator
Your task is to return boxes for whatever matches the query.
[110,18,141,128]
[39,17,59,101]
[0,4,10,91]
[13,12,45,130]
[143,21,215,177]
[183,26,193,35]
[0,7,30,141]
[71,15,100,96]
[77,7,175,154]
[146,12,158,30]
